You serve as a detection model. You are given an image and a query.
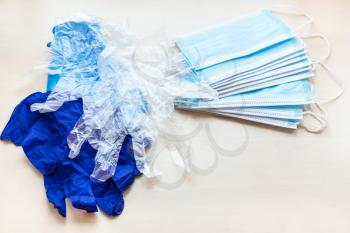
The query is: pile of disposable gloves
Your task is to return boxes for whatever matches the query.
[1,18,215,217]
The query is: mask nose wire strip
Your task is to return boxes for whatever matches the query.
[269,5,314,32]
[300,103,328,133]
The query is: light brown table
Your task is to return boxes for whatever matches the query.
[0,0,349,232]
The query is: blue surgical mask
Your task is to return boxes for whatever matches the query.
[217,60,312,96]
[224,71,313,98]
[213,105,304,120]
[176,10,295,70]
[211,111,300,129]
[197,38,306,85]
[178,79,314,108]
[213,51,308,89]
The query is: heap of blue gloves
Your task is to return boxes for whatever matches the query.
[1,19,144,217]
[1,92,141,217]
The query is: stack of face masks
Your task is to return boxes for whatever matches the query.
[175,10,337,131]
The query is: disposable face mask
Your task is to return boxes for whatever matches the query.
[193,105,304,120]
[220,70,313,98]
[176,79,314,108]
[216,58,312,94]
[217,62,310,93]
[213,51,308,89]
[1,92,141,217]
[176,10,295,70]
[209,33,341,102]
[212,50,307,89]
[197,38,306,85]
[214,103,328,133]
[179,99,326,132]
[212,110,300,129]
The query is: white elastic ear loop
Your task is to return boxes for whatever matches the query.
[313,62,345,104]
[300,33,331,63]
[301,103,328,133]
[269,5,314,32]
[301,33,344,104]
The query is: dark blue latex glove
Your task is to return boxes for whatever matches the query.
[1,92,141,217]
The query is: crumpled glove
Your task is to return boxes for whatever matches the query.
[1,92,140,217]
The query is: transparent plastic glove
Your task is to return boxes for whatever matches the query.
[65,54,151,181]
[66,24,217,180]
[31,17,217,181]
